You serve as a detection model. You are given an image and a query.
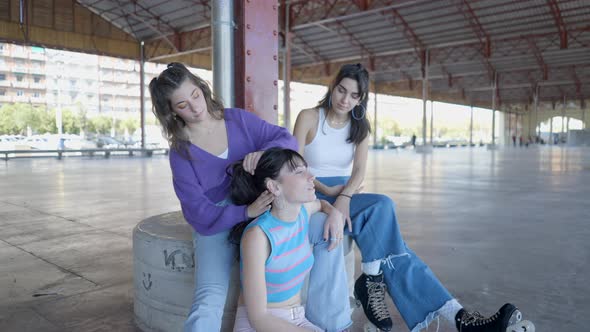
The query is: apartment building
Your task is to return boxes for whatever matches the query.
[0,42,164,120]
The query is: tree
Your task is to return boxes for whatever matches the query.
[37,108,57,134]
[47,107,81,135]
[87,116,112,134]
[117,117,139,136]
[0,104,18,134]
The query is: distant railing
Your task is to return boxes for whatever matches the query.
[0,148,169,161]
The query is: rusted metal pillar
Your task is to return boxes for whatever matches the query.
[234,0,280,124]
[534,86,540,137]
[508,112,512,144]
[429,98,434,145]
[469,104,474,146]
[527,102,533,139]
[550,102,554,145]
[373,80,378,147]
[561,95,566,136]
[421,49,429,146]
[491,72,497,145]
[583,100,586,129]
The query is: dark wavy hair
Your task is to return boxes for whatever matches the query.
[228,148,308,246]
[148,62,225,158]
[316,63,371,145]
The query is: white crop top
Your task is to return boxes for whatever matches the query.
[303,108,354,177]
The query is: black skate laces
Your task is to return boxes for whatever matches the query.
[366,279,390,321]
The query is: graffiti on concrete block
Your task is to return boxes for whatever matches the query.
[163,249,195,271]
[142,272,152,290]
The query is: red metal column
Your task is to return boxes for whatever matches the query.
[234,0,280,124]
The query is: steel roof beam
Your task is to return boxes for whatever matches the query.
[571,66,583,98]
[374,63,590,87]
[527,38,548,80]
[290,31,327,64]
[547,0,568,49]
[147,46,212,62]
[126,10,177,51]
[466,80,588,92]
[325,20,374,58]
[453,0,491,58]
[386,9,425,57]
[291,0,423,31]
[146,23,211,43]
[352,0,372,11]
[294,24,590,71]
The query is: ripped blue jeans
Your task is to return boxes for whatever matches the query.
[317,176,454,332]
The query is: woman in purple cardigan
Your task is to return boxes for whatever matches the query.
[148,63,352,332]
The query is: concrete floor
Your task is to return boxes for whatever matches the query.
[1,146,589,332]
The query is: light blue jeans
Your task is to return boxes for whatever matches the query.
[184,210,352,332]
[316,176,454,332]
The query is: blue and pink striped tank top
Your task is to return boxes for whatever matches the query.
[240,206,314,303]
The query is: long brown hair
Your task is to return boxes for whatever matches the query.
[316,63,371,145]
[148,62,225,158]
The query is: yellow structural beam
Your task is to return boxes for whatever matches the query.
[0,19,140,59]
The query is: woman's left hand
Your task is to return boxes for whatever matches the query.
[324,208,346,251]
[333,196,352,231]
[243,151,264,175]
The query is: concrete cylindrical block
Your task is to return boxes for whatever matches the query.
[133,211,238,332]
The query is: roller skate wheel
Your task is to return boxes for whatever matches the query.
[508,309,523,325]
[506,319,535,332]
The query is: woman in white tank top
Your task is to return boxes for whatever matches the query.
[293,64,529,332]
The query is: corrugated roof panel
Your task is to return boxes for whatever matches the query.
[75,0,590,106]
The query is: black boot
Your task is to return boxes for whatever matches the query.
[354,273,393,332]
[455,303,522,332]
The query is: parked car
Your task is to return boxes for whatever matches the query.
[133,125,169,148]
[61,135,97,149]
[22,135,61,150]
[95,136,126,149]
[0,137,14,150]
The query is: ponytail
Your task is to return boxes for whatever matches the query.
[227,162,264,245]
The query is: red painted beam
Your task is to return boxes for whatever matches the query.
[571,66,582,97]
[389,9,425,56]
[527,38,548,81]
[352,0,372,11]
[131,0,176,33]
[454,0,491,58]
[290,31,326,64]
[290,0,419,30]
[546,0,568,49]
[330,20,374,58]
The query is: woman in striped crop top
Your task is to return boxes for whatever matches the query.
[228,148,347,332]
[293,64,529,332]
